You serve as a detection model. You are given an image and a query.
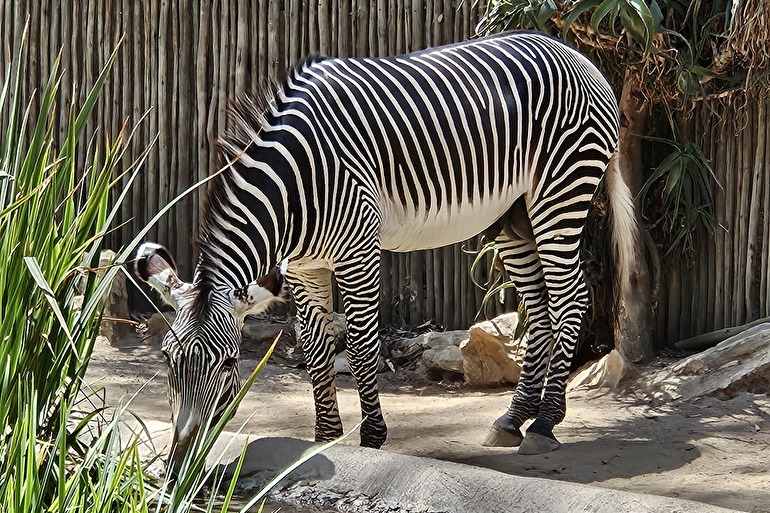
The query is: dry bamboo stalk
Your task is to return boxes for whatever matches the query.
[442,0,451,44]
[396,0,403,54]
[735,102,752,324]
[289,0,301,63]
[216,0,228,135]
[235,0,247,95]
[388,0,396,55]
[722,108,735,326]
[764,99,770,315]
[129,0,143,246]
[179,0,194,261]
[319,0,330,55]
[157,0,171,247]
[381,251,392,325]
[425,249,434,323]
[340,0,350,57]
[307,0,317,52]
[409,251,422,324]
[450,246,459,328]
[39,2,48,86]
[368,0,376,56]
[747,99,765,320]
[667,263,681,343]
[704,109,716,331]
[357,0,369,56]
[169,0,180,251]
[331,0,338,55]
[258,0,267,82]
[459,245,469,327]
[147,0,159,242]
[196,0,211,232]
[267,0,279,81]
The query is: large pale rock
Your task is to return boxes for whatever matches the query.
[460,313,523,387]
[648,323,770,404]
[567,350,637,391]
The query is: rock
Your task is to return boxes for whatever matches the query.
[242,316,295,347]
[144,311,175,347]
[410,331,469,378]
[460,313,523,387]
[334,349,351,374]
[422,344,464,374]
[567,350,637,392]
[648,323,770,404]
[98,250,130,341]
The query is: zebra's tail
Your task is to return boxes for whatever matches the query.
[605,151,639,289]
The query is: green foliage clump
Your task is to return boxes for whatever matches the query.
[0,23,283,513]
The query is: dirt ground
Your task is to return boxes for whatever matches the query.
[87,331,770,513]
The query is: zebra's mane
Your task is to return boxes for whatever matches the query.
[192,54,327,315]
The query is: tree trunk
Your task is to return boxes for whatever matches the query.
[614,68,655,363]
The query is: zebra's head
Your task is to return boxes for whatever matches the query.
[134,242,284,475]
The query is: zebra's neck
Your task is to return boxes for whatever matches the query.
[193,142,298,294]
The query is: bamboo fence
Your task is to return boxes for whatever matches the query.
[0,1,766,345]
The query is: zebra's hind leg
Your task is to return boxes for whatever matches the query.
[483,234,552,449]
[517,182,598,455]
[285,268,344,442]
[334,250,387,449]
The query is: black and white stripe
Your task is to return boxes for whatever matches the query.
[164,30,633,454]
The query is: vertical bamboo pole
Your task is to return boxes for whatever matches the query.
[763,99,770,316]
[258,0,268,81]
[368,0,377,56]
[128,0,143,247]
[148,0,159,242]
[289,0,301,64]
[339,0,350,57]
[722,107,735,326]
[357,0,369,56]
[268,0,279,81]
[704,108,716,332]
[157,0,170,246]
[319,0,330,55]
[381,251,393,325]
[395,0,403,54]
[747,99,765,321]
[442,0,452,44]
[196,0,211,231]
[735,103,751,325]
[425,249,435,323]
[377,0,387,56]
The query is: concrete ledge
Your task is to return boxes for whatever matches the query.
[181,428,741,513]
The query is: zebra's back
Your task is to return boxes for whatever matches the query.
[280,31,618,252]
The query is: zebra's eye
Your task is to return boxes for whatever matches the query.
[221,357,238,372]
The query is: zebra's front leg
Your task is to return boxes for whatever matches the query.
[286,268,344,442]
[334,255,387,449]
[484,235,552,448]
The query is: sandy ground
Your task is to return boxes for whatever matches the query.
[87,332,770,513]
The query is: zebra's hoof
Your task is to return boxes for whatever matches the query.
[482,426,524,447]
[517,432,561,455]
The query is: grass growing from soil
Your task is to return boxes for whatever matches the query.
[0,23,283,513]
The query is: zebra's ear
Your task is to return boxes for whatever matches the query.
[135,242,192,310]
[230,259,287,319]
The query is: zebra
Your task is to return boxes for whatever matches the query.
[136,30,635,471]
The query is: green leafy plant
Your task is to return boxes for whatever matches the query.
[639,136,719,261]
[0,22,349,513]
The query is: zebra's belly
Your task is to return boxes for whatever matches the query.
[379,192,523,252]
